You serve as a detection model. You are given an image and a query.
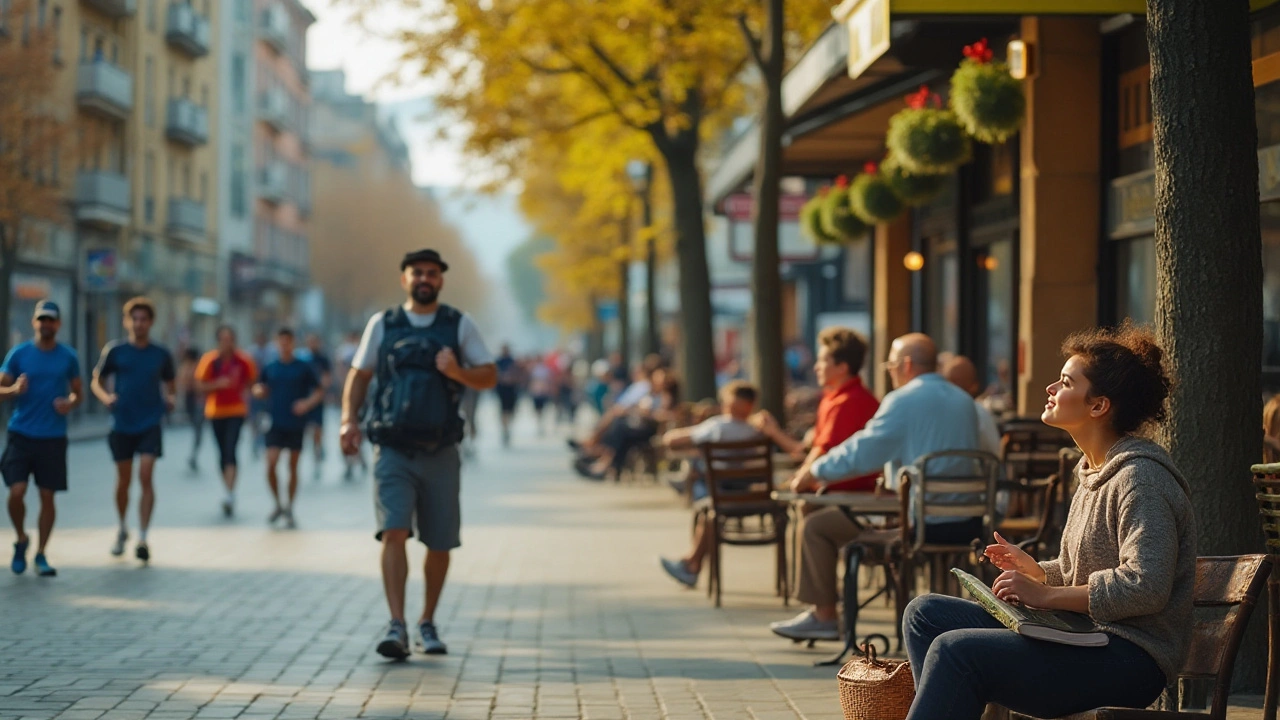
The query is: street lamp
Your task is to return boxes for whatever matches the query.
[626,159,659,357]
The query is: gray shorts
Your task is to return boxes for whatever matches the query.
[373,444,462,551]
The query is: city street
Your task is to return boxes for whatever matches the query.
[0,402,882,720]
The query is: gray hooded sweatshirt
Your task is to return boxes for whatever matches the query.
[1038,436,1198,683]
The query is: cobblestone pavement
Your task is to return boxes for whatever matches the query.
[0,402,1264,719]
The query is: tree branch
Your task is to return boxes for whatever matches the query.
[738,14,766,72]
[586,38,640,89]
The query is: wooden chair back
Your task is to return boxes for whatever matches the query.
[699,438,776,508]
[901,449,1001,552]
[1183,555,1271,718]
[1252,463,1280,554]
[1000,417,1076,484]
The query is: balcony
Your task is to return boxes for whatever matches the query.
[259,163,288,204]
[258,88,289,131]
[165,3,211,57]
[76,61,133,120]
[260,4,289,53]
[81,0,137,18]
[166,197,206,243]
[74,171,131,228]
[165,97,208,146]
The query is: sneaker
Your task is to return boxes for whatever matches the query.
[222,499,235,518]
[33,554,56,577]
[283,509,296,530]
[573,456,607,481]
[416,621,448,655]
[659,557,698,588]
[135,543,150,563]
[376,620,410,660]
[267,507,284,525]
[11,539,28,575]
[110,529,128,557]
[769,610,839,641]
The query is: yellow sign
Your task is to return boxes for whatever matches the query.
[833,0,891,80]
[885,0,1276,13]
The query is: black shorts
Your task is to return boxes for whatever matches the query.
[265,427,305,451]
[108,425,163,462]
[496,385,518,414]
[1,433,68,492]
[210,417,245,469]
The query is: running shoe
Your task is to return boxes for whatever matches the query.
[11,539,28,575]
[376,620,410,660]
[110,529,128,557]
[135,543,150,563]
[267,507,284,525]
[416,621,448,655]
[222,499,235,518]
[769,610,839,641]
[283,509,296,530]
[659,557,698,588]
[33,554,56,577]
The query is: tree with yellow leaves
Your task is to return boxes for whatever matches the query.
[355,0,831,401]
[0,0,76,360]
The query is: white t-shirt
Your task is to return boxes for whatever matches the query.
[351,303,494,373]
[689,416,762,445]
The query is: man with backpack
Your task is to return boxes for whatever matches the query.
[339,249,497,660]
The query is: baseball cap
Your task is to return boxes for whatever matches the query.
[33,300,60,321]
[400,249,449,272]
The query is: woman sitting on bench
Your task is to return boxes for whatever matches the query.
[903,321,1196,720]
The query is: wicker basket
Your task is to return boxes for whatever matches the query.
[837,642,915,720]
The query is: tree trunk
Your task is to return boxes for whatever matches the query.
[661,139,718,402]
[1148,0,1265,689]
[748,0,787,422]
[642,170,660,358]
[617,254,631,368]
[0,224,14,364]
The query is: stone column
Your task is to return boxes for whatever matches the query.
[1017,17,1102,415]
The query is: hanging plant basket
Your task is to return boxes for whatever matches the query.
[882,155,949,206]
[949,38,1026,144]
[849,163,904,224]
[886,87,971,175]
[800,190,840,244]
[818,177,869,242]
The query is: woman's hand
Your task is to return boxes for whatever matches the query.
[984,532,1046,581]
[992,570,1048,607]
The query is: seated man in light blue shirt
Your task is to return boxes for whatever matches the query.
[770,333,992,642]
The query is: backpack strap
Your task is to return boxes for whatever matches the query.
[375,307,404,379]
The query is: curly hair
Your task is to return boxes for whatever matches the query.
[818,327,868,374]
[1060,321,1172,435]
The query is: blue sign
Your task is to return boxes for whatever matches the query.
[597,301,618,322]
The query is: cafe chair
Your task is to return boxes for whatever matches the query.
[1251,462,1280,720]
[1006,554,1272,720]
[699,438,788,608]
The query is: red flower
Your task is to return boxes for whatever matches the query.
[863,161,878,175]
[835,175,849,189]
[906,85,931,110]
[963,38,994,64]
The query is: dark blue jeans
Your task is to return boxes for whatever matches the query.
[903,594,1166,720]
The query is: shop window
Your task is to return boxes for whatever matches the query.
[924,237,959,355]
[1116,235,1156,326]
[1118,65,1152,150]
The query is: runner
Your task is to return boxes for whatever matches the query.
[194,326,257,518]
[494,345,519,448]
[336,330,367,480]
[301,333,332,480]
[251,329,324,528]
[0,300,82,577]
[89,297,176,563]
[247,331,273,459]
[340,248,497,659]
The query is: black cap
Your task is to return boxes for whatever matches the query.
[401,249,449,272]
[33,299,60,321]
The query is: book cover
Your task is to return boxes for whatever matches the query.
[951,568,1109,647]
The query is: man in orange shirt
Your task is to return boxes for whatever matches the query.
[195,326,257,518]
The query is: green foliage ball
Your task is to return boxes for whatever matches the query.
[885,107,972,175]
[849,172,903,224]
[882,156,949,206]
[800,195,839,244]
[950,59,1026,144]
[818,186,869,242]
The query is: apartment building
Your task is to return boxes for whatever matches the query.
[218,0,313,338]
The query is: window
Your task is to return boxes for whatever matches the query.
[144,152,155,223]
[231,53,246,114]
[1116,235,1156,326]
[144,56,154,127]
[1118,65,1153,149]
[230,145,246,217]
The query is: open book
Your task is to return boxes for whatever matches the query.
[951,568,1109,647]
